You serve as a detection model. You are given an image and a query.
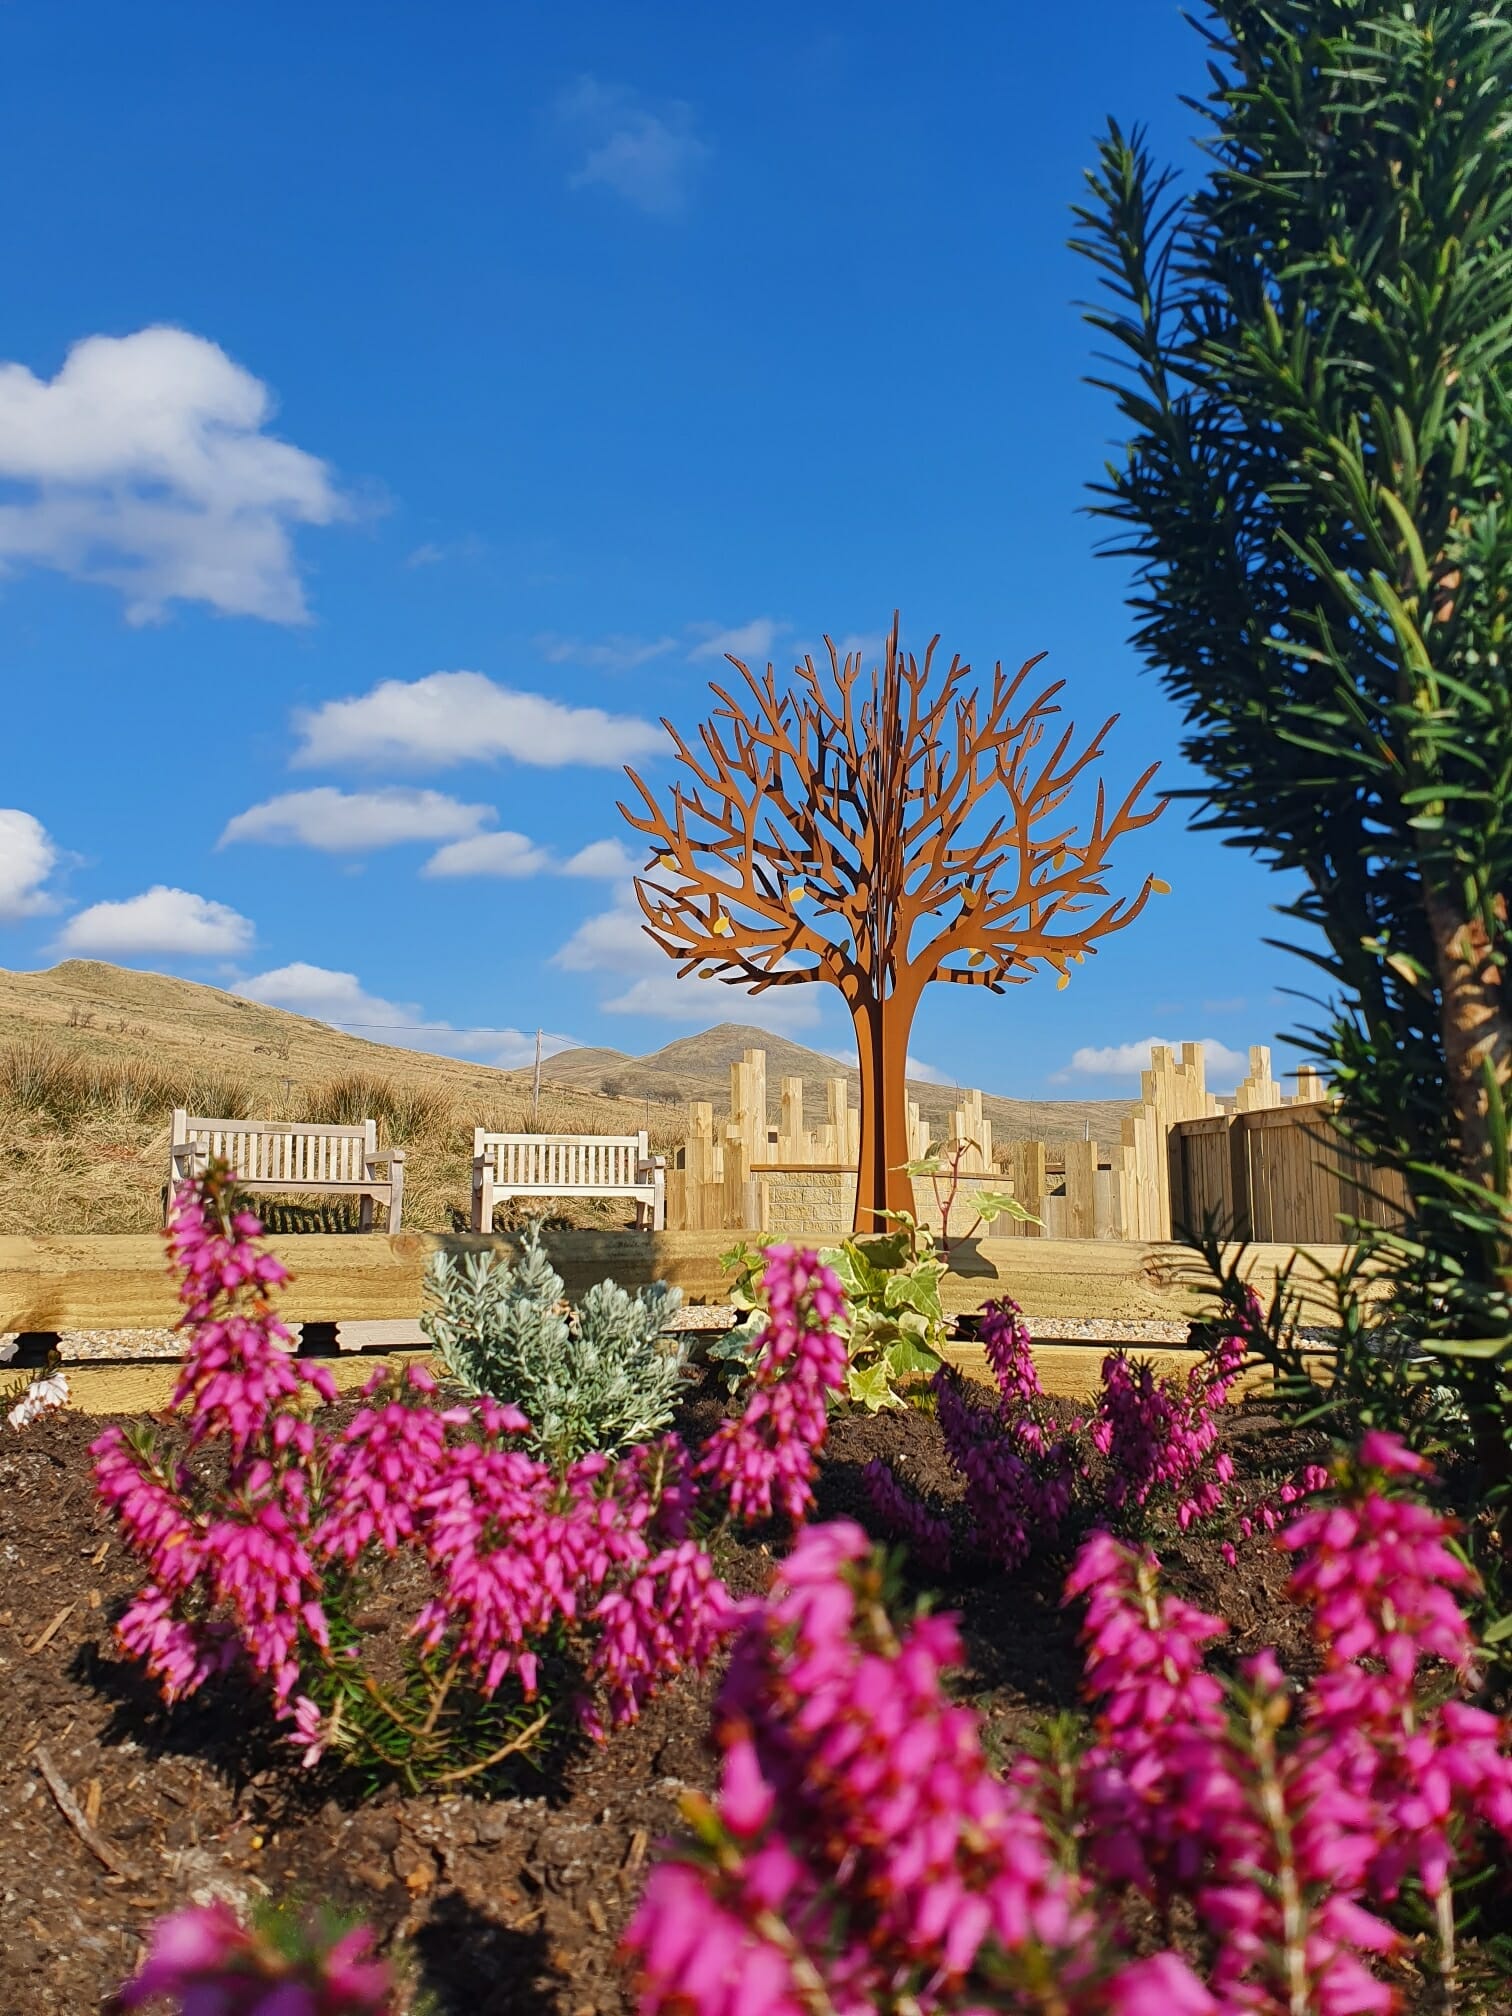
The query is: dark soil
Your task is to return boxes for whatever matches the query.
[0,1395,1487,2015]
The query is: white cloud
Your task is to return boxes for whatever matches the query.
[0,809,62,921]
[234,961,576,1071]
[405,542,445,568]
[220,787,492,853]
[423,831,550,879]
[58,885,255,958]
[0,327,347,623]
[554,897,822,1030]
[1051,1036,1251,1093]
[556,76,710,216]
[601,972,823,1029]
[537,631,678,673]
[905,1055,950,1085]
[292,670,663,771]
[830,631,884,663]
[687,617,787,664]
[561,837,638,879]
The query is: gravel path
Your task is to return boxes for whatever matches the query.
[5,1306,1339,1365]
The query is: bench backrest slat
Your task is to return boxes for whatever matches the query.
[476,1130,651,1191]
[179,1114,375,1183]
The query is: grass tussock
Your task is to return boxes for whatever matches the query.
[301,1070,454,1144]
[0,1039,253,1129]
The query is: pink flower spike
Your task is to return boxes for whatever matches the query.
[1104,1953,1218,2015]
[1357,1428,1430,1477]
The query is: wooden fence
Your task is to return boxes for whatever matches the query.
[1172,1102,1409,1242]
[664,1042,1386,1243]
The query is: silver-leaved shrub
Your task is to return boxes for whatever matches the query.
[422,1221,690,1464]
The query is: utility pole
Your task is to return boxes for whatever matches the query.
[532,1028,543,1127]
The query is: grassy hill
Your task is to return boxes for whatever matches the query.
[0,963,1129,1236]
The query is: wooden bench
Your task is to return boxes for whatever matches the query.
[471,1129,666,1232]
[168,1111,405,1230]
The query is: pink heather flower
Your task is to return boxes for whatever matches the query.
[1092,1323,1243,1529]
[870,1297,1242,1584]
[862,1457,954,1572]
[589,1539,735,1729]
[1066,1441,1512,2012]
[1238,1463,1332,1542]
[629,1519,1215,2016]
[111,1899,394,2014]
[1355,1427,1431,1477]
[287,1695,328,1769]
[1102,1952,1218,2016]
[99,1166,740,1775]
[934,1366,1073,1570]
[978,1296,1042,1406]
[695,1246,847,1526]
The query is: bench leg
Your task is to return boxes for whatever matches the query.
[359,1192,374,1234]
[471,1164,494,1235]
[388,1159,405,1232]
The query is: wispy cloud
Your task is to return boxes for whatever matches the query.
[404,535,483,570]
[553,893,822,1030]
[0,808,63,921]
[556,76,710,216]
[0,326,348,623]
[220,787,492,853]
[292,670,663,771]
[58,885,255,959]
[687,617,788,663]
[536,631,679,673]
[234,961,578,1071]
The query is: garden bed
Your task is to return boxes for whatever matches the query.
[0,1391,1331,2016]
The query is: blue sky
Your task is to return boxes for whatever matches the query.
[0,1,1315,1099]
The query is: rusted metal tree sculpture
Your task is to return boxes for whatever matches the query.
[620,616,1168,1232]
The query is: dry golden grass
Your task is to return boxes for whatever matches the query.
[0,962,681,1236]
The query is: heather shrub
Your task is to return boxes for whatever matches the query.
[630,1437,1512,2015]
[864,1293,1250,1572]
[421,1221,690,1464]
[111,1897,397,2015]
[95,1168,845,1790]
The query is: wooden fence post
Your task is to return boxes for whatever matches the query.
[1064,1138,1097,1240]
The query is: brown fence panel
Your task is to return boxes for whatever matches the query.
[1171,1114,1235,1238]
[1181,1103,1409,1245]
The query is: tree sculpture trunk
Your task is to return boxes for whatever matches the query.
[852,991,919,1235]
